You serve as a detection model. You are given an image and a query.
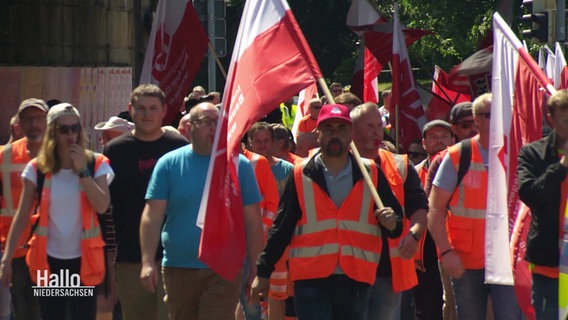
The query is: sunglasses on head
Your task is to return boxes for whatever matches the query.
[56,124,80,135]
[456,120,474,129]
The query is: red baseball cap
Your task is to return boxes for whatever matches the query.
[316,104,352,127]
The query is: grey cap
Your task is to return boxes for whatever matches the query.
[47,103,80,124]
[449,102,473,124]
[17,98,49,115]
[422,119,451,138]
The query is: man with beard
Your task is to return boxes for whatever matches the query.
[251,104,404,320]
[0,98,48,319]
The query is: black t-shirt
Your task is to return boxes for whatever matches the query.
[104,130,188,263]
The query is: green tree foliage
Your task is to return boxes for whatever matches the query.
[224,0,498,86]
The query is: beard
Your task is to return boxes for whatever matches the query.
[324,138,345,157]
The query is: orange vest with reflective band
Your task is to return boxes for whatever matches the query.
[0,138,34,257]
[447,138,487,270]
[25,155,107,286]
[412,158,428,272]
[289,158,382,285]
[244,150,279,236]
[378,149,418,292]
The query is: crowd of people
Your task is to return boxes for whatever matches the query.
[0,82,566,320]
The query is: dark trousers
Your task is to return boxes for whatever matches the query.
[11,256,39,320]
[37,256,97,320]
[294,275,370,320]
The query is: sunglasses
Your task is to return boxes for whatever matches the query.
[56,124,80,135]
[477,112,491,119]
[456,120,474,129]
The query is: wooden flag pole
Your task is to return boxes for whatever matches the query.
[317,77,384,209]
[208,42,228,79]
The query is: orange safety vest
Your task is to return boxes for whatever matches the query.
[25,155,107,286]
[289,158,382,285]
[244,150,279,235]
[378,149,418,292]
[0,138,34,257]
[447,138,487,270]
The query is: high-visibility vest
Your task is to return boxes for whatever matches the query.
[280,103,297,130]
[25,155,107,286]
[447,138,487,270]
[289,158,382,285]
[0,138,34,257]
[378,149,418,292]
[244,150,279,235]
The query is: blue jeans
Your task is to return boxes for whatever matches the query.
[451,269,522,320]
[531,273,558,320]
[294,275,370,320]
[363,276,402,320]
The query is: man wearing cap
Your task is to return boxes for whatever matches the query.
[411,119,452,320]
[0,98,47,319]
[94,116,134,148]
[420,103,476,320]
[251,103,404,319]
[428,94,522,319]
[104,84,187,320]
[449,101,477,142]
[349,102,428,320]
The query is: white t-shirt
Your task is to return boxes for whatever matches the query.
[22,160,114,259]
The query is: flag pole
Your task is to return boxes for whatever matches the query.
[208,42,228,79]
[318,77,384,209]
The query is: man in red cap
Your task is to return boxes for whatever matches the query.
[251,104,404,320]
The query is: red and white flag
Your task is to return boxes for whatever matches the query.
[489,13,555,318]
[391,4,427,151]
[554,43,568,89]
[197,0,322,280]
[140,0,209,125]
[292,82,318,139]
[346,0,381,103]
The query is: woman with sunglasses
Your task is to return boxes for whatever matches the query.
[0,103,114,320]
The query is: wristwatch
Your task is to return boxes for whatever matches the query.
[409,230,420,241]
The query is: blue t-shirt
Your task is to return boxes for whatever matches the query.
[271,159,294,196]
[146,145,262,268]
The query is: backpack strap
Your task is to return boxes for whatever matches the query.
[456,138,472,187]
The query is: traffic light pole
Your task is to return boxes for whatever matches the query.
[207,0,217,92]
[556,0,566,42]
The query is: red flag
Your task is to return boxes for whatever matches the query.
[554,43,568,89]
[363,47,380,103]
[419,66,471,122]
[364,24,432,67]
[140,0,208,125]
[433,65,471,105]
[391,5,427,151]
[489,13,555,318]
[198,0,322,280]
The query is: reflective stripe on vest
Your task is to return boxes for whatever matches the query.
[0,143,28,217]
[446,138,487,269]
[26,155,106,286]
[0,139,33,258]
[378,149,418,292]
[289,157,381,285]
